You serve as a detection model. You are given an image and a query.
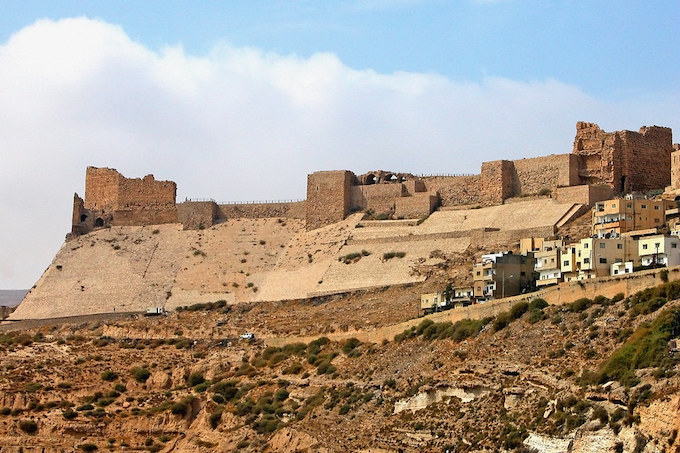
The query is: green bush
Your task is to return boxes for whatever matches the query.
[24,382,42,392]
[529,308,546,324]
[62,410,78,420]
[130,367,151,383]
[611,292,625,303]
[492,312,511,332]
[171,397,196,416]
[341,338,361,355]
[569,298,592,313]
[274,388,289,401]
[382,251,406,260]
[101,370,117,382]
[187,372,205,387]
[19,419,38,434]
[283,362,303,375]
[212,380,239,401]
[593,295,611,306]
[208,408,222,429]
[660,269,669,283]
[509,301,529,320]
[598,308,680,386]
[627,280,680,318]
[529,298,548,310]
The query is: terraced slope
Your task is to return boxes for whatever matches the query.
[11,199,578,320]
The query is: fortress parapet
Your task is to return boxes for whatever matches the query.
[68,122,677,235]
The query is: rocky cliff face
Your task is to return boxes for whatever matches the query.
[1,280,679,452]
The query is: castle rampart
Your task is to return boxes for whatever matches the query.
[68,121,677,235]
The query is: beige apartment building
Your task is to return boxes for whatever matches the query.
[592,198,675,238]
[638,234,680,267]
[561,237,639,281]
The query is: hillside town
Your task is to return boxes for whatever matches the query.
[421,194,680,314]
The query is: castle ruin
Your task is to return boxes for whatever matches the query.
[69,122,677,236]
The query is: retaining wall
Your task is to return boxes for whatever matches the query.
[264,266,679,346]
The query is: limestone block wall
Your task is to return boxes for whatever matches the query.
[306,171,353,230]
[619,126,673,192]
[671,146,680,190]
[421,175,483,206]
[177,201,218,229]
[394,193,437,219]
[349,184,406,214]
[113,207,178,226]
[217,202,305,220]
[554,184,614,207]
[117,174,176,209]
[402,179,426,195]
[84,167,122,210]
[481,160,515,205]
[512,154,579,195]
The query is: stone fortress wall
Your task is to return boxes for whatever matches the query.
[69,121,677,237]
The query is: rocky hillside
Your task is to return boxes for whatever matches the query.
[1,280,679,452]
[12,198,578,320]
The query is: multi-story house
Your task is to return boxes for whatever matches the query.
[638,234,680,267]
[592,198,674,238]
[534,239,563,287]
[561,237,639,280]
[472,252,536,300]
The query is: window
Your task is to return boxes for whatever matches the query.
[654,218,660,223]
[584,243,589,249]
[599,243,606,249]
[583,258,590,264]
[654,205,660,210]
[614,269,618,275]
[520,271,526,276]
[599,258,607,264]
[612,203,617,208]
[476,271,481,276]
[627,203,632,208]
[641,204,647,209]
[617,244,622,249]
[563,260,569,266]
[673,243,678,249]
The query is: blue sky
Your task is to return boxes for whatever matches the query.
[3,1,678,97]
[1,1,679,289]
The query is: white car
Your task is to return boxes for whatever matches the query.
[239,332,255,340]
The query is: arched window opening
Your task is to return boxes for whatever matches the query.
[365,174,376,185]
[80,214,88,222]
[95,218,104,227]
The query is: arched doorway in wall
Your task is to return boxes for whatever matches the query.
[365,174,377,185]
[80,214,88,222]
[386,174,398,182]
[95,218,104,227]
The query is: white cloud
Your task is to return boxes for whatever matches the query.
[0,17,678,288]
